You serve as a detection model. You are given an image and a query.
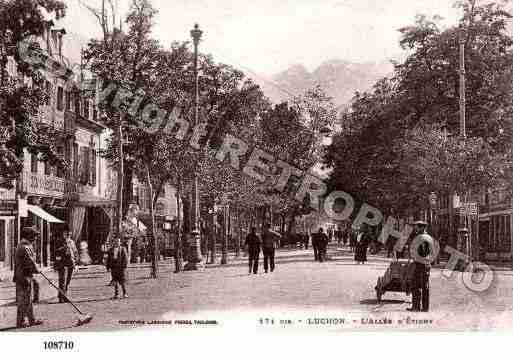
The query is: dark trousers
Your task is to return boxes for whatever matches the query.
[263,247,275,272]
[58,266,74,302]
[318,243,327,262]
[16,280,35,327]
[32,278,40,302]
[248,249,260,274]
[114,281,127,296]
[312,240,319,261]
[412,265,430,311]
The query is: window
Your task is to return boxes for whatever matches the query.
[31,154,38,173]
[57,86,64,111]
[80,147,90,185]
[490,215,512,253]
[44,161,52,176]
[89,145,97,186]
[65,91,71,111]
[74,91,81,116]
[56,147,64,178]
[83,99,90,119]
[73,143,79,178]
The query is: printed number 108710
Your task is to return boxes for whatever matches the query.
[43,341,75,350]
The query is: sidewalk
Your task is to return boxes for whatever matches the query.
[0,260,176,307]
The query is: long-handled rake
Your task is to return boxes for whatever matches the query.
[37,270,94,327]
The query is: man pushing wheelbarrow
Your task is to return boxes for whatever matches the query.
[375,220,436,312]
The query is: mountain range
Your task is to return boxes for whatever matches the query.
[255,59,395,108]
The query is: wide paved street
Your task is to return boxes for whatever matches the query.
[2,245,513,332]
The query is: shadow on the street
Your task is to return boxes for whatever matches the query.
[0,326,18,332]
[225,274,252,278]
[71,297,116,304]
[360,298,407,305]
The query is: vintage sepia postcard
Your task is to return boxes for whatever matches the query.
[1,1,513,353]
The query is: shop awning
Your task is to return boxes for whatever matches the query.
[28,205,65,224]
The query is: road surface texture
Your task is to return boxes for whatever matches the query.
[2,244,513,332]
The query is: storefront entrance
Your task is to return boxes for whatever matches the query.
[0,217,14,270]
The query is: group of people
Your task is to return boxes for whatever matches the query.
[13,224,129,328]
[311,228,329,262]
[130,237,151,264]
[245,224,281,274]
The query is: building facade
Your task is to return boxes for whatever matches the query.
[0,24,116,275]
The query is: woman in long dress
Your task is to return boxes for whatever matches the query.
[354,227,370,264]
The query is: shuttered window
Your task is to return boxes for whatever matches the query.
[74,92,81,116]
[80,147,90,184]
[73,143,79,178]
[31,153,38,173]
[83,99,90,119]
[65,91,71,111]
[89,147,97,186]
[57,86,64,111]
[56,147,64,178]
[44,161,51,176]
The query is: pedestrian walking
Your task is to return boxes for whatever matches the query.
[349,228,358,252]
[262,224,280,273]
[317,228,329,262]
[106,236,129,299]
[312,229,320,261]
[13,226,43,328]
[303,232,309,250]
[54,228,78,303]
[408,220,433,312]
[354,225,370,264]
[335,227,343,245]
[245,227,261,274]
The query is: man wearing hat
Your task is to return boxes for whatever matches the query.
[408,220,433,312]
[54,227,78,303]
[13,226,43,328]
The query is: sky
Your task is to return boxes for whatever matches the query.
[59,0,497,76]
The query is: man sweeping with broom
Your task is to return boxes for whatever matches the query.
[14,226,94,329]
[14,226,44,329]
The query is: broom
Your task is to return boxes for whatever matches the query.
[35,266,94,327]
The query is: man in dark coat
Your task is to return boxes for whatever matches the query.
[408,221,433,312]
[54,228,78,303]
[14,226,43,328]
[354,225,371,264]
[262,224,280,273]
[317,228,329,262]
[312,229,320,261]
[244,227,261,275]
[106,236,129,299]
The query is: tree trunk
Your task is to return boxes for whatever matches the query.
[146,165,158,278]
[122,164,133,218]
[209,205,216,264]
[221,205,228,265]
[288,214,296,234]
[235,206,241,257]
[174,182,183,273]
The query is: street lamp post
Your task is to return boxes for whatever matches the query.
[184,23,205,270]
